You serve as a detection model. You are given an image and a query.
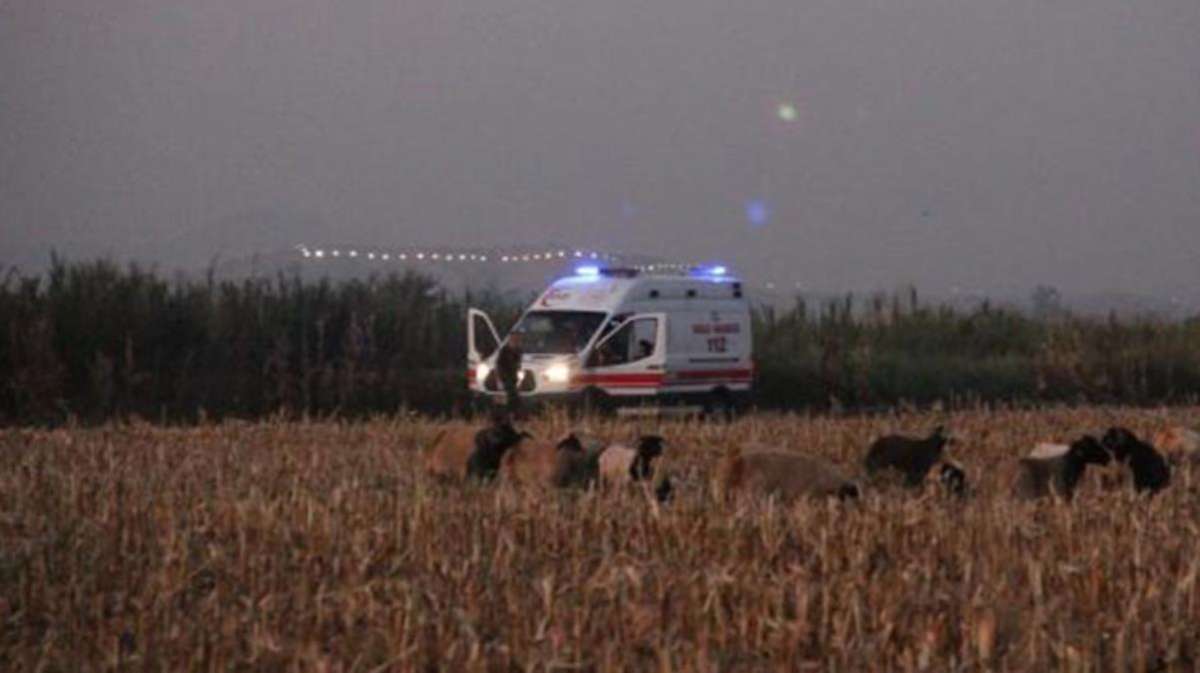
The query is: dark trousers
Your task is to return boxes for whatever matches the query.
[501,378,522,417]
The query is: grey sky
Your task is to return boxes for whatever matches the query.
[2,0,1198,296]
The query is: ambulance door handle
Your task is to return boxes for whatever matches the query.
[645,364,662,370]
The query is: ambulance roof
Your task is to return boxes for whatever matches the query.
[532,269,744,313]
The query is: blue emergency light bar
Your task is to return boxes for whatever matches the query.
[690,264,730,278]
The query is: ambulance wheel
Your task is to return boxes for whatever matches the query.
[704,388,738,422]
[579,387,612,417]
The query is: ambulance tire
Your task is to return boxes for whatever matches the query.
[579,387,613,417]
[704,388,739,423]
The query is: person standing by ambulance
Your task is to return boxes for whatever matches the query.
[495,331,524,418]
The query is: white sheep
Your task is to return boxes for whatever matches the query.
[597,435,672,502]
[1013,436,1111,500]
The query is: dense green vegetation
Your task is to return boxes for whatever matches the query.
[0,258,519,424]
[754,292,1200,409]
[2,259,1198,424]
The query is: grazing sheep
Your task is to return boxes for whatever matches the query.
[1152,426,1200,465]
[1029,442,1070,459]
[551,434,603,488]
[423,416,531,481]
[500,433,600,489]
[652,475,674,503]
[714,445,860,503]
[572,433,609,456]
[938,461,968,497]
[499,434,567,486]
[1013,436,1111,500]
[864,426,951,486]
[423,425,479,480]
[466,419,532,481]
[598,435,664,484]
[1101,427,1171,495]
[597,435,672,503]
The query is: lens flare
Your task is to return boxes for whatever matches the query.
[746,200,770,227]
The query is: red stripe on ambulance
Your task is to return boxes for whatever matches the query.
[674,368,754,381]
[573,372,665,387]
[572,368,753,388]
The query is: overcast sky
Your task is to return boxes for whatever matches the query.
[2,0,1198,295]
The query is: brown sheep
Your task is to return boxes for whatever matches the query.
[500,433,600,489]
[864,426,951,487]
[713,445,859,503]
[422,425,478,480]
[422,417,530,481]
[1153,426,1200,465]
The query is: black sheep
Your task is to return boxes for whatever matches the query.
[466,415,532,481]
[938,462,968,497]
[654,476,675,503]
[1101,427,1170,495]
[864,426,951,487]
[836,483,862,500]
[630,435,665,481]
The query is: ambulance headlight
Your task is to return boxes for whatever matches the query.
[545,363,571,383]
[475,364,491,384]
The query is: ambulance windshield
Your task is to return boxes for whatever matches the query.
[511,310,606,355]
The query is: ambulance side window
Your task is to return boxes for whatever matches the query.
[599,313,629,338]
[631,319,658,360]
[589,317,658,367]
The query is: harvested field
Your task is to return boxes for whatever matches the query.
[2,407,1200,671]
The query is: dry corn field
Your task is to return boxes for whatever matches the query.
[3,407,1200,672]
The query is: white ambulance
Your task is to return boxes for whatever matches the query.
[467,264,754,413]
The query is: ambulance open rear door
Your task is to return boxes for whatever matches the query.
[467,308,500,391]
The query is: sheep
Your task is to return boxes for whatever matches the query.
[713,445,860,503]
[597,435,673,503]
[1152,425,1200,465]
[499,434,566,486]
[466,419,532,481]
[572,433,609,456]
[550,434,603,488]
[598,435,664,483]
[500,432,601,489]
[652,475,674,503]
[1012,435,1111,500]
[422,425,479,481]
[938,461,968,497]
[422,416,531,481]
[864,426,951,487]
[1101,427,1171,495]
